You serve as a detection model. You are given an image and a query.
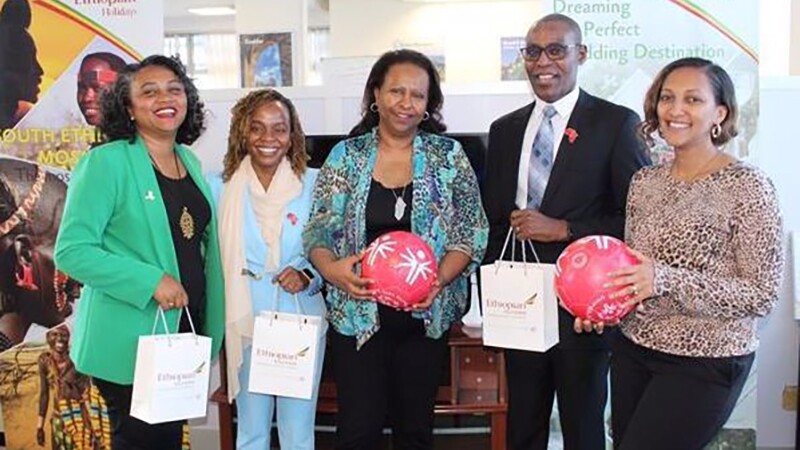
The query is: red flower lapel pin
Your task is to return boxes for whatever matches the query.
[287,212,298,225]
[565,127,579,144]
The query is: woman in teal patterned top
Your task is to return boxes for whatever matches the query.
[303,49,487,449]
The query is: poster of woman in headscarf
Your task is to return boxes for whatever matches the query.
[0,324,109,449]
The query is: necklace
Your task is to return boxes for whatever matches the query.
[390,184,408,221]
[149,151,195,239]
[179,206,195,239]
[374,145,412,221]
[672,150,723,182]
[148,150,182,178]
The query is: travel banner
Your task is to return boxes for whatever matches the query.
[547,0,758,164]
[0,1,163,448]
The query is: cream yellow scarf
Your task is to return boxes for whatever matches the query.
[218,155,302,401]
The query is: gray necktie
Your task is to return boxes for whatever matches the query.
[527,105,558,209]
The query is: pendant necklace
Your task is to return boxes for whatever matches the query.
[391,184,408,221]
[375,133,411,221]
[179,206,195,239]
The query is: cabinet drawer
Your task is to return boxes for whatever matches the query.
[454,347,499,389]
[457,388,499,405]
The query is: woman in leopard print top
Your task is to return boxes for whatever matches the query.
[606,58,784,450]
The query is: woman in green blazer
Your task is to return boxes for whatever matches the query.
[54,55,224,450]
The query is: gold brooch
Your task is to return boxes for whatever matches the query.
[180,206,195,239]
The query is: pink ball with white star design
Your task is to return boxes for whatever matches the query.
[361,231,438,308]
[554,235,640,322]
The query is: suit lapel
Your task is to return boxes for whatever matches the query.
[541,91,594,211]
[128,137,179,277]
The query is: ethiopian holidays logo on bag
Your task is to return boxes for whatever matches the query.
[484,292,538,318]
[157,361,207,387]
[255,346,311,369]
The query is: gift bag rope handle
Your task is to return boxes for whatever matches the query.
[151,306,200,347]
[266,286,309,330]
[494,227,542,275]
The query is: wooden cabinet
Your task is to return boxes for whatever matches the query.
[438,325,507,450]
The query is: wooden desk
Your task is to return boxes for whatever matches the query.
[211,324,507,450]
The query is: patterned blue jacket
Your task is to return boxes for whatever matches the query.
[303,128,488,347]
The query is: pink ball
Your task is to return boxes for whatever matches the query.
[361,231,438,308]
[555,235,640,322]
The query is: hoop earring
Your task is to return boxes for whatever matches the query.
[711,122,722,139]
[422,111,430,121]
[369,102,378,113]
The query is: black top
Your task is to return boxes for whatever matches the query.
[366,178,420,321]
[365,178,412,245]
[153,168,210,333]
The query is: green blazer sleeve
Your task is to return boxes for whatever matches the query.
[55,143,163,309]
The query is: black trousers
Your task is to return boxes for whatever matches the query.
[330,305,449,450]
[93,378,184,450]
[610,335,754,450]
[505,345,610,450]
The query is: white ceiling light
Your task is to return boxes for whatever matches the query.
[187,6,236,16]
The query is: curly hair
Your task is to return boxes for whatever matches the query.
[640,57,738,148]
[222,88,308,182]
[349,49,446,137]
[97,54,205,145]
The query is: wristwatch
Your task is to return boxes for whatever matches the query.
[300,268,315,283]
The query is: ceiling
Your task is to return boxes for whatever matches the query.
[164,0,229,19]
[164,0,328,20]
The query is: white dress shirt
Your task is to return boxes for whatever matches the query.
[515,87,581,209]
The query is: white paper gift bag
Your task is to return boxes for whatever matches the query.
[130,308,212,424]
[480,228,559,352]
[248,292,323,399]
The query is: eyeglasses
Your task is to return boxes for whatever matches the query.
[519,43,582,61]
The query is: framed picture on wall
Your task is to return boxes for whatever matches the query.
[240,32,293,87]
[500,36,526,81]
